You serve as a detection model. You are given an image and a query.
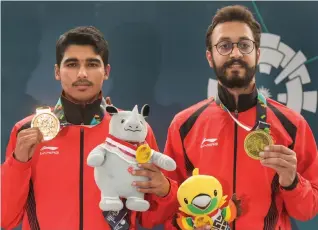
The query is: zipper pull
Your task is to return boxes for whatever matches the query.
[235,109,238,116]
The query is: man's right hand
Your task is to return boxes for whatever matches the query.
[14,128,43,162]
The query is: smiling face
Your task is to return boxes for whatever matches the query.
[107,105,148,142]
[206,21,260,89]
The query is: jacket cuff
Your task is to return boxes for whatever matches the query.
[280,173,305,197]
[147,177,178,212]
[155,177,178,202]
[281,174,299,191]
[7,152,33,171]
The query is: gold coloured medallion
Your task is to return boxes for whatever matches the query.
[31,107,60,141]
[136,144,152,163]
[244,129,273,160]
[194,215,212,228]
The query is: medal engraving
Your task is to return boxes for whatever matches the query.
[31,107,60,141]
[136,144,152,163]
[244,130,273,160]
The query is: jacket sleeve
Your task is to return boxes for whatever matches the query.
[138,124,180,229]
[163,117,190,229]
[1,125,32,228]
[163,117,189,183]
[280,116,318,221]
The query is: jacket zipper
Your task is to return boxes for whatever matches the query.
[232,109,238,230]
[80,128,84,230]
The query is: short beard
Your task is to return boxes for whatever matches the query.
[212,53,257,89]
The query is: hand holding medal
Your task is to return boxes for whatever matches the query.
[132,162,171,197]
[133,144,171,198]
[259,145,297,187]
[220,91,298,187]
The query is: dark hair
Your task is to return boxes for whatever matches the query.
[205,5,261,51]
[56,26,109,66]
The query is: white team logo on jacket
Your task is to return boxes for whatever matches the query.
[40,146,59,155]
[201,138,218,148]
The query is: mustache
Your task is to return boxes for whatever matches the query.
[72,79,93,87]
[223,59,249,69]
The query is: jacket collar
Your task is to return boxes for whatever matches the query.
[217,83,258,112]
[53,91,106,125]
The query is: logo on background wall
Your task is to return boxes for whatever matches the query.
[208,33,317,114]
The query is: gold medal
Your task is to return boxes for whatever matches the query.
[136,144,152,163]
[244,129,273,160]
[31,107,60,141]
[194,215,212,228]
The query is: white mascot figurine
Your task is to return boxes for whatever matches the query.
[87,104,177,212]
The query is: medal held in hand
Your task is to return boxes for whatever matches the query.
[244,129,273,160]
[31,107,60,141]
[216,90,273,160]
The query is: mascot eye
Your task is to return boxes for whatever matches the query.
[184,198,188,204]
[214,190,217,197]
[121,119,125,124]
[140,120,143,125]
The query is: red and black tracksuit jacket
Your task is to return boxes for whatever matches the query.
[1,94,178,230]
[163,84,318,230]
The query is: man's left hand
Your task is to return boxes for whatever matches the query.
[132,163,170,197]
[260,145,297,187]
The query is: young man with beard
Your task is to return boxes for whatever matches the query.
[1,26,177,230]
[163,5,318,230]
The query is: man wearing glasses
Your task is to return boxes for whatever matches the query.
[163,5,318,230]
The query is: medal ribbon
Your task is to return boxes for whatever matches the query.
[215,90,271,133]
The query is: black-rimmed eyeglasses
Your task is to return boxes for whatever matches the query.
[214,39,256,56]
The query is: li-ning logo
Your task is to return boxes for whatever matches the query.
[201,138,218,148]
[207,32,317,114]
[40,146,59,155]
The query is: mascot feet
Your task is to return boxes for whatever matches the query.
[99,198,123,211]
[126,197,150,212]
